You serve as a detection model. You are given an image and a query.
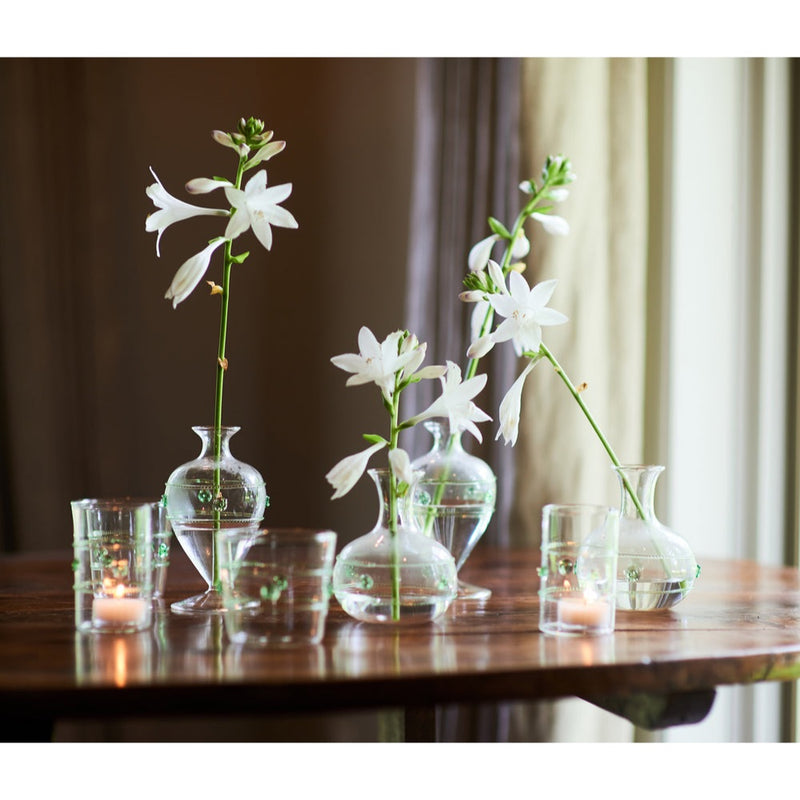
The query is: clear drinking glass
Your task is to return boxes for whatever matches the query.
[538,504,619,636]
[217,528,337,647]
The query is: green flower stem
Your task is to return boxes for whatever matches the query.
[388,375,402,621]
[211,154,247,592]
[538,343,646,520]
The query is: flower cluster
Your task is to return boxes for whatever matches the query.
[458,155,574,445]
[145,117,297,308]
[145,117,297,451]
[326,326,490,500]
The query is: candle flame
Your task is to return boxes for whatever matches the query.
[113,584,127,599]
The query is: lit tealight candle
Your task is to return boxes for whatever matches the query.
[557,595,610,629]
[92,585,149,627]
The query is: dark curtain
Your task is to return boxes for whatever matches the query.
[403,57,519,549]
[0,58,418,553]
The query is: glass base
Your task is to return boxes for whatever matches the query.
[456,579,491,601]
[170,588,226,615]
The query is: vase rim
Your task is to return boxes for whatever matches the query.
[191,425,241,434]
[613,463,665,472]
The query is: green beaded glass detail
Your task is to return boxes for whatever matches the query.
[260,575,288,602]
[625,565,641,582]
[197,489,213,503]
[359,573,374,590]
[557,557,574,576]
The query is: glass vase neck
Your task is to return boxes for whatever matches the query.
[192,425,241,460]
[368,467,415,533]
[614,464,663,520]
[423,419,463,451]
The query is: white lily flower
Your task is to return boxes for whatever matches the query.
[468,234,500,272]
[164,238,228,308]
[145,168,229,257]
[489,273,568,356]
[531,211,569,236]
[388,447,416,486]
[325,441,386,500]
[224,169,298,251]
[410,361,491,442]
[496,358,538,446]
[331,327,419,401]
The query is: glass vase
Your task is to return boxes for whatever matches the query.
[164,426,268,615]
[410,420,496,600]
[332,468,457,625]
[614,465,699,611]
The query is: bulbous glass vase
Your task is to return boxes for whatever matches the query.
[410,420,496,600]
[332,468,457,625]
[164,426,268,615]
[614,465,699,611]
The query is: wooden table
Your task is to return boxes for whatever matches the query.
[2,546,800,742]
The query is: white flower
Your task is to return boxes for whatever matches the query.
[488,273,568,356]
[331,327,419,401]
[511,230,530,259]
[145,168,229,257]
[496,359,538,446]
[224,169,298,251]
[164,238,228,308]
[549,187,570,202]
[185,177,233,194]
[531,211,569,236]
[410,361,491,442]
[470,300,491,344]
[388,448,416,486]
[468,234,500,272]
[325,441,386,499]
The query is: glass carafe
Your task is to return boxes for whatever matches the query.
[410,420,496,599]
[332,468,457,625]
[614,465,699,611]
[164,426,268,614]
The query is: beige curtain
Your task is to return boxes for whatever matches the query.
[507,58,649,741]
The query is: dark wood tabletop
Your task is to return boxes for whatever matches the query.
[3,544,800,741]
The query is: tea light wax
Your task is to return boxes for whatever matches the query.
[557,596,610,628]
[92,596,149,625]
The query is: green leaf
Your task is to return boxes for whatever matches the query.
[363,433,388,445]
[487,217,511,239]
[229,251,250,264]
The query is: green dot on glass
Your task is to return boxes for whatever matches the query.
[71,559,80,572]
[212,495,228,512]
[625,565,641,582]
[557,558,574,576]
[197,489,212,503]
[359,574,374,590]
[157,542,169,559]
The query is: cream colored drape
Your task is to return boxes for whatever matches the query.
[506,58,649,742]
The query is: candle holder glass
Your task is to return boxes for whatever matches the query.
[86,501,157,634]
[538,504,619,636]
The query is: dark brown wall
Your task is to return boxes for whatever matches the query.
[0,57,417,551]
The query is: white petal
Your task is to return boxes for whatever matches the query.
[164,239,227,308]
[244,140,286,169]
[511,231,530,259]
[414,364,447,380]
[496,359,538,446]
[536,308,569,326]
[528,277,558,308]
[549,187,570,202]
[326,442,386,499]
[388,448,414,485]
[224,207,252,241]
[264,205,298,230]
[459,290,485,303]
[487,260,508,294]
[532,212,570,236]
[250,216,274,251]
[467,334,495,359]
[185,177,232,194]
[468,234,499,272]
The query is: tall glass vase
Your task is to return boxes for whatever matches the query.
[410,420,496,600]
[614,464,699,611]
[164,426,268,614]
[332,468,457,625]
